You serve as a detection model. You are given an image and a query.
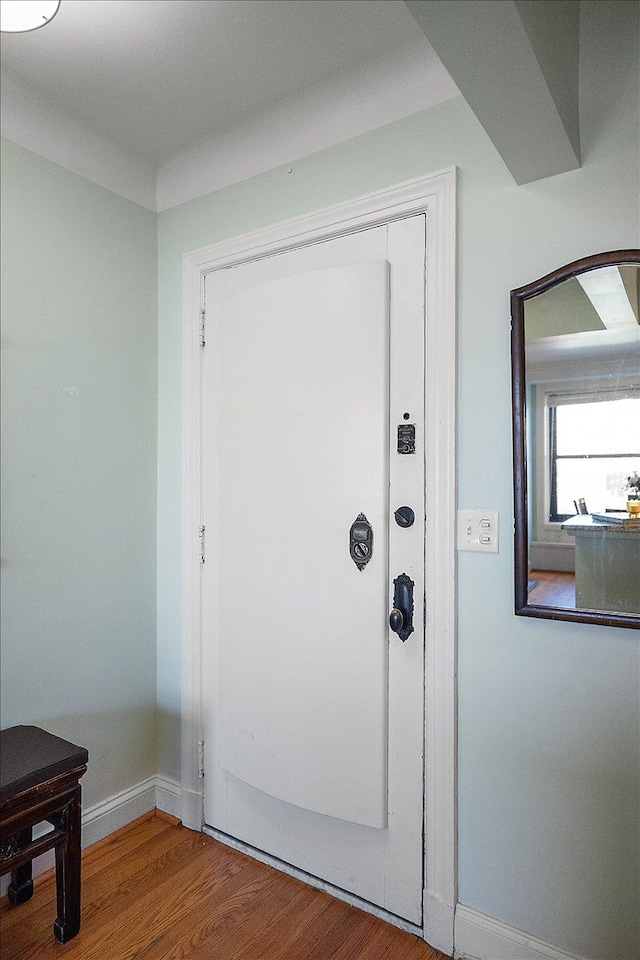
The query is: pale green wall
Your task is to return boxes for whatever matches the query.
[0,140,158,809]
[157,3,638,957]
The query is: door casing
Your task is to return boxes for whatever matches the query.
[181,169,457,952]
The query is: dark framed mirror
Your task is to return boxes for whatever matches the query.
[511,250,640,629]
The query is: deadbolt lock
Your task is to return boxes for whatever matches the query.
[394,505,415,528]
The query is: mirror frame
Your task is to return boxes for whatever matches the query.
[511,249,640,629]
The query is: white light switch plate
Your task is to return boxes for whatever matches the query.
[457,510,499,553]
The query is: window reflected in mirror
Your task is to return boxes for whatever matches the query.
[511,252,640,628]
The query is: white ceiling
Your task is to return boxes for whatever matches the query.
[0,0,459,209]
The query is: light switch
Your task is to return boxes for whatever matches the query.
[457,510,499,553]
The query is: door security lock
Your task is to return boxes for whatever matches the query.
[397,423,416,454]
[349,513,373,570]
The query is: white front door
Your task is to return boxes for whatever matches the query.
[201,216,426,924]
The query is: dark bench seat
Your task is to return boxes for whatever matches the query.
[0,725,88,942]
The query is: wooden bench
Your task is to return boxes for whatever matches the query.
[0,725,88,942]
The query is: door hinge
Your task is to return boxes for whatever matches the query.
[198,739,205,779]
[198,525,206,564]
[199,308,206,347]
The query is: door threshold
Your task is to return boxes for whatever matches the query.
[202,824,424,937]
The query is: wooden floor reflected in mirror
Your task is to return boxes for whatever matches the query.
[528,570,576,609]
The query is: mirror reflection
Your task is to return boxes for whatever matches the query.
[512,252,640,628]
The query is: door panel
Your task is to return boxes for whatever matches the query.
[218,262,390,828]
[202,217,426,923]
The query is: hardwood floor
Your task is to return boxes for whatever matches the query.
[528,569,576,608]
[0,812,449,960]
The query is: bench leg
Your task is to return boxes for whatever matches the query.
[7,828,34,906]
[52,786,82,943]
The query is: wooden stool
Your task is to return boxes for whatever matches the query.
[0,725,88,943]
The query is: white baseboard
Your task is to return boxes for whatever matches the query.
[155,775,182,820]
[529,541,575,573]
[81,775,157,848]
[424,890,455,955]
[181,785,203,830]
[455,905,590,960]
[0,774,182,896]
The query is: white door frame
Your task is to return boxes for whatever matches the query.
[181,168,457,953]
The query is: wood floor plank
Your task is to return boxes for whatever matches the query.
[132,866,300,959]
[89,859,269,960]
[380,930,437,959]
[0,814,451,960]
[268,890,349,959]
[528,569,575,608]
[153,858,319,960]
[330,911,390,960]
[345,921,405,959]
[303,901,366,959]
[3,827,200,960]
[403,940,447,960]
[59,842,251,960]
[153,810,181,826]
[0,816,180,933]
[1,834,228,960]
[231,877,334,960]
